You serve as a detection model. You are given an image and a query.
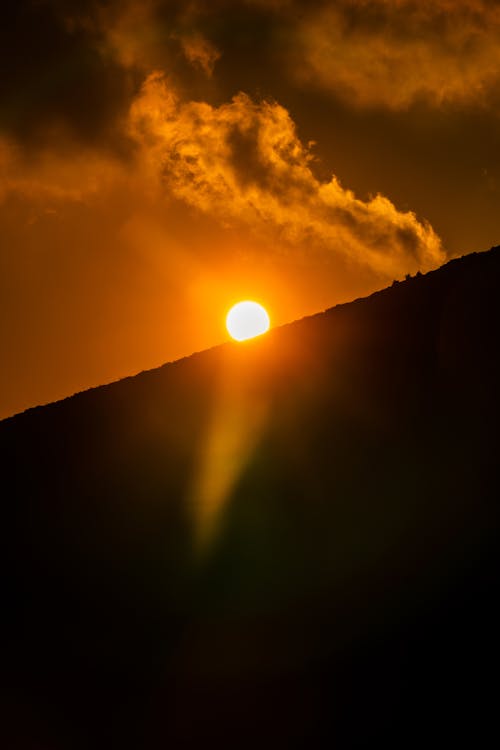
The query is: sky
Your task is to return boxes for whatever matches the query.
[1,0,500,419]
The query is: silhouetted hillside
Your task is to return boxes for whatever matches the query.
[3,247,500,748]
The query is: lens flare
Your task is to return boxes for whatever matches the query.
[226,301,270,341]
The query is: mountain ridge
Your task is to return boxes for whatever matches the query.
[2,245,497,425]
[3,244,500,747]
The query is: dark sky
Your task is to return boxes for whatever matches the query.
[2,0,500,418]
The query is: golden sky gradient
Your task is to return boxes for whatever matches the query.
[2,0,500,418]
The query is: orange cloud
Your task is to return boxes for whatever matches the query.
[129,73,444,276]
[177,33,221,76]
[295,0,500,109]
[0,137,123,203]
[96,1,221,77]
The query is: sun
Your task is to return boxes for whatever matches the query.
[226,301,270,341]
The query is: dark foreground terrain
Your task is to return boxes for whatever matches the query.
[3,248,500,747]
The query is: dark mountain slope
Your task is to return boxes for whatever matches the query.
[2,247,500,748]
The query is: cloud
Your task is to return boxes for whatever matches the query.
[0,2,138,149]
[177,33,221,76]
[0,137,124,205]
[129,73,444,276]
[0,1,220,149]
[4,0,500,153]
[294,0,500,109]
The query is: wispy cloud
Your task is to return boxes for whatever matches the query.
[129,73,444,276]
[177,32,221,76]
[294,0,500,109]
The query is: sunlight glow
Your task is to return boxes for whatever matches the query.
[226,301,270,341]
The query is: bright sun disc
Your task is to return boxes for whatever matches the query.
[226,301,270,341]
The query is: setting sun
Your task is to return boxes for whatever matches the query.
[226,301,270,341]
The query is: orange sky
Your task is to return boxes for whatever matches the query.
[2,0,500,418]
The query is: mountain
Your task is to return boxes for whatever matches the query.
[3,247,500,748]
